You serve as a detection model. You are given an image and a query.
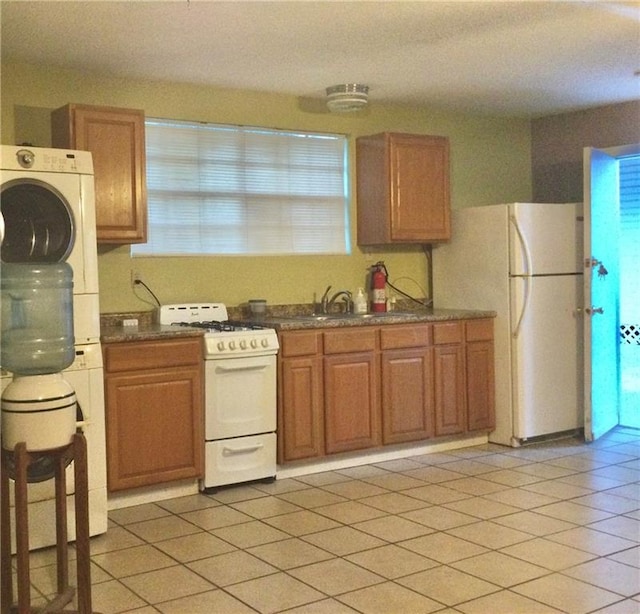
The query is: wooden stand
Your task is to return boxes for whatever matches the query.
[1,433,96,614]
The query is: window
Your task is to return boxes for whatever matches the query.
[132,119,350,256]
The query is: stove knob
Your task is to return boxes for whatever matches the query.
[261,338,269,348]
[229,341,237,350]
[217,341,225,352]
[240,340,247,350]
[250,339,258,349]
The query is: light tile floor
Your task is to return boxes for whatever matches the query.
[14,427,640,613]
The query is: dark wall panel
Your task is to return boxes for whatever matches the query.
[532,101,640,202]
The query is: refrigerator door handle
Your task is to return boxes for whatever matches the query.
[512,275,531,338]
[510,214,533,276]
[510,215,532,338]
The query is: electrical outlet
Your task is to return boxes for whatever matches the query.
[363,248,377,264]
[130,270,141,287]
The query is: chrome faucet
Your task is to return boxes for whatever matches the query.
[320,285,332,314]
[327,290,353,314]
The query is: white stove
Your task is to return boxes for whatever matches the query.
[159,303,278,490]
[159,303,279,358]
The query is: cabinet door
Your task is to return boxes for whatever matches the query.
[279,355,324,462]
[357,132,450,245]
[389,134,450,242]
[324,352,381,454]
[381,347,434,444]
[105,365,203,491]
[466,340,495,431]
[51,104,147,244]
[433,344,466,436]
[465,319,495,432]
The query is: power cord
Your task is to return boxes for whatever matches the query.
[133,278,161,307]
[387,278,433,308]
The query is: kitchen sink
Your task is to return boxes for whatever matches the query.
[347,312,418,318]
[283,315,338,321]
[280,311,420,322]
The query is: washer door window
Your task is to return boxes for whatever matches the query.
[1,179,75,263]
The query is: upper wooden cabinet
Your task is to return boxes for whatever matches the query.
[356,132,450,245]
[51,104,147,244]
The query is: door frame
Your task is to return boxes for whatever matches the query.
[584,143,640,441]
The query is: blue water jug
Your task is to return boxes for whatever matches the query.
[1,262,75,374]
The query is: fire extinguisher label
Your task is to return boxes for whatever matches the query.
[372,289,386,311]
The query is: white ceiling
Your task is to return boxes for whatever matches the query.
[2,0,639,117]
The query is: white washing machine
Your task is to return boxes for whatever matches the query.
[0,145,107,549]
[0,145,99,343]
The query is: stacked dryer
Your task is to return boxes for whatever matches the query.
[0,145,107,550]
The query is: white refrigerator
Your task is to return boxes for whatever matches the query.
[432,203,584,446]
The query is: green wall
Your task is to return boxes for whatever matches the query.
[1,62,532,313]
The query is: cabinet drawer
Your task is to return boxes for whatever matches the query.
[324,328,377,354]
[433,321,464,345]
[104,338,202,372]
[380,324,432,349]
[466,318,494,342]
[279,331,322,357]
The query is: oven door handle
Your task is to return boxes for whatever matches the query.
[214,363,270,373]
[222,443,264,456]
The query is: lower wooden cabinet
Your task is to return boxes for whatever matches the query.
[277,318,495,463]
[380,324,434,445]
[279,354,324,461]
[278,331,324,462]
[433,344,466,436]
[324,328,380,454]
[465,319,496,432]
[103,337,204,491]
[433,322,466,436]
[382,348,434,444]
[324,352,381,454]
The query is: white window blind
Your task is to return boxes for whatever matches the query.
[132,119,350,256]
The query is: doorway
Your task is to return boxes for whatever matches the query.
[619,155,640,428]
[584,144,640,440]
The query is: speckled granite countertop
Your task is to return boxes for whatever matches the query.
[253,308,495,331]
[100,310,205,344]
[100,305,495,342]
[101,324,205,344]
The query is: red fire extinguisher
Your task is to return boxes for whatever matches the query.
[370,261,387,312]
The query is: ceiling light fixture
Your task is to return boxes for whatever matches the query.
[326,84,369,113]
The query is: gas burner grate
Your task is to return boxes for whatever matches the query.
[173,320,266,332]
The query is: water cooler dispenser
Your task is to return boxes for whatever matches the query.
[0,262,95,613]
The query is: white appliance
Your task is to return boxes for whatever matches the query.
[0,145,107,549]
[1,346,107,550]
[159,304,279,490]
[0,146,100,343]
[433,202,584,446]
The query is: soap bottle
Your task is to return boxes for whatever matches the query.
[354,287,368,314]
